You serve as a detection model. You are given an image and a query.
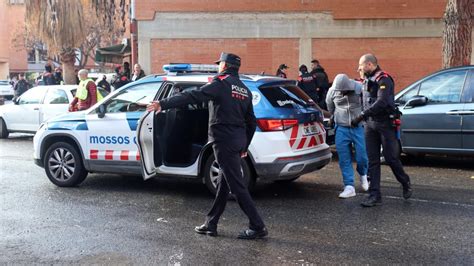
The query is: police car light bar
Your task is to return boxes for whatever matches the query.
[163,64,218,73]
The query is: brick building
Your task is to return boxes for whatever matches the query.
[0,0,27,79]
[134,0,473,91]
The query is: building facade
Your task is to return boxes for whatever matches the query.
[0,0,27,79]
[135,0,473,91]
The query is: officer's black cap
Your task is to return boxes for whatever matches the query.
[279,64,289,69]
[215,52,241,67]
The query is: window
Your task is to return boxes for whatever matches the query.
[105,82,161,113]
[18,88,46,104]
[8,0,25,4]
[461,71,474,103]
[396,84,420,105]
[417,70,467,104]
[259,85,311,109]
[44,89,69,104]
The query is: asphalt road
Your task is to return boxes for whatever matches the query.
[1,134,473,265]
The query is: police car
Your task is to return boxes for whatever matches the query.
[33,64,332,194]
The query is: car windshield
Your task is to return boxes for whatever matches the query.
[0,80,9,85]
[258,85,312,109]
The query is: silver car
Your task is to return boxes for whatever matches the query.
[395,66,474,156]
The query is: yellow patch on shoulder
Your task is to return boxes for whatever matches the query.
[379,85,386,89]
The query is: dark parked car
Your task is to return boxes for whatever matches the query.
[395,65,474,157]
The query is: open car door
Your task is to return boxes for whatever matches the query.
[137,110,161,180]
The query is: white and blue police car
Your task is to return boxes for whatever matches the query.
[33,64,332,194]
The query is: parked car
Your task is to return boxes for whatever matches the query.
[33,64,332,194]
[0,80,14,100]
[0,85,108,138]
[395,65,474,157]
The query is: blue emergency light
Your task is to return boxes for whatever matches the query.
[163,64,218,73]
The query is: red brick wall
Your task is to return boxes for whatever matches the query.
[136,0,446,20]
[312,38,443,91]
[151,39,300,78]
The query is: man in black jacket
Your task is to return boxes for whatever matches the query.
[13,73,30,100]
[310,59,330,109]
[146,53,267,239]
[351,54,412,207]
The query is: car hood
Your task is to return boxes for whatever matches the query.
[45,111,88,123]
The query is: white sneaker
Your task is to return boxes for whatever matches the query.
[360,175,369,191]
[339,185,356,198]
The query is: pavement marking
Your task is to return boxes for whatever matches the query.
[384,195,474,208]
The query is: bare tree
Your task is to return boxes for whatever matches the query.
[442,0,473,68]
[24,0,127,84]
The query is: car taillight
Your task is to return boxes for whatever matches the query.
[257,119,299,131]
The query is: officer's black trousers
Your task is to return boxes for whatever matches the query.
[205,142,265,231]
[365,120,411,199]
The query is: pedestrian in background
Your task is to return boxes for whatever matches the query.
[297,64,319,104]
[276,64,288,78]
[97,75,111,93]
[131,63,146,81]
[43,64,56,85]
[69,69,100,111]
[326,74,369,198]
[111,66,129,90]
[310,59,330,109]
[352,54,412,207]
[123,62,131,80]
[13,73,30,100]
[147,52,267,240]
[54,67,63,85]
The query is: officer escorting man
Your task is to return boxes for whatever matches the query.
[351,54,412,207]
[146,52,267,239]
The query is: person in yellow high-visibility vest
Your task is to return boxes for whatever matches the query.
[69,69,102,112]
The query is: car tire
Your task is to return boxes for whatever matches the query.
[203,153,255,195]
[44,142,88,187]
[0,118,9,138]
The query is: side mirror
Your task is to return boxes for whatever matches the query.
[97,104,106,118]
[13,98,19,105]
[405,96,428,108]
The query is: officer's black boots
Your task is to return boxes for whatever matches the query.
[194,224,218,237]
[237,227,268,240]
[361,196,383,207]
[403,182,413,200]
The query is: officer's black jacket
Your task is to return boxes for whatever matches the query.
[362,66,396,119]
[159,70,257,151]
[298,72,318,101]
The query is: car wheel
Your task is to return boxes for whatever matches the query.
[203,153,255,195]
[0,118,9,138]
[44,142,88,187]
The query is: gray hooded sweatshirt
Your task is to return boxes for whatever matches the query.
[325,74,363,127]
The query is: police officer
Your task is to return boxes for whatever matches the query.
[146,52,267,239]
[351,54,412,207]
[297,64,319,104]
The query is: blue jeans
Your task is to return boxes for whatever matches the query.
[335,125,368,187]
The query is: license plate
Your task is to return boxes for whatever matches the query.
[302,124,319,136]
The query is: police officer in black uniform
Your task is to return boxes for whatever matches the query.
[146,52,267,239]
[297,64,319,104]
[351,54,412,207]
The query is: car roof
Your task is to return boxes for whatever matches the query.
[134,73,293,87]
